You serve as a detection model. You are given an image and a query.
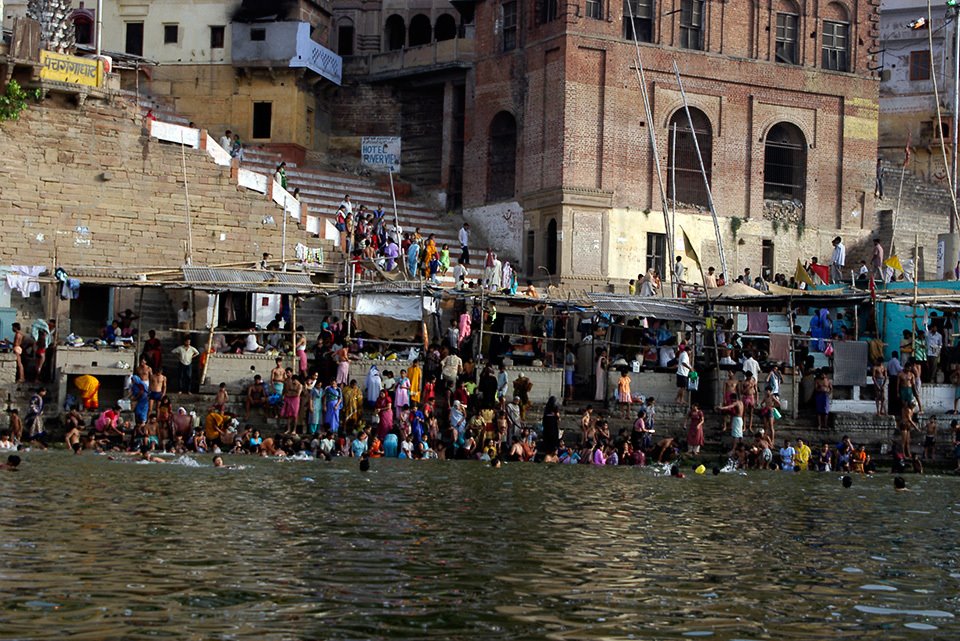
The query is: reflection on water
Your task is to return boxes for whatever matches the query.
[1,453,958,640]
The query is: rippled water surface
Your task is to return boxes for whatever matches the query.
[1,452,959,640]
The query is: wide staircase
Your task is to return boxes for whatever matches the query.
[240,148,467,286]
[125,89,470,287]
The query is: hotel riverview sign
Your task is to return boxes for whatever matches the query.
[39,50,101,88]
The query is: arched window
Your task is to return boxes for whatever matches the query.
[72,11,94,46]
[409,14,432,47]
[546,218,558,275]
[763,122,807,203]
[775,0,799,64]
[434,14,457,41]
[384,14,405,51]
[667,107,712,208]
[488,111,517,202]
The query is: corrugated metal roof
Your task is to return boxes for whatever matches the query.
[586,293,702,323]
[180,267,318,294]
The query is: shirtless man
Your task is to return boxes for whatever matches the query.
[148,368,167,415]
[7,409,22,443]
[135,356,152,383]
[64,421,82,454]
[213,383,229,412]
[739,372,758,433]
[12,322,24,383]
[718,393,745,451]
[580,406,595,446]
[721,371,738,432]
[144,414,160,451]
[898,366,920,416]
[245,374,267,419]
[270,358,287,396]
[814,371,834,430]
[282,373,304,433]
[872,358,887,416]
[923,415,938,461]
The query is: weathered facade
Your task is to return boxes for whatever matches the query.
[463,1,881,285]
[2,0,341,162]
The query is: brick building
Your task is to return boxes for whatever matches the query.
[463,0,881,286]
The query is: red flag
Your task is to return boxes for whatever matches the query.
[810,263,830,283]
[904,132,912,167]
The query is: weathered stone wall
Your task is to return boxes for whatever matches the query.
[0,97,302,271]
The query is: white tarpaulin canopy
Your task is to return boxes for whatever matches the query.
[353,294,437,338]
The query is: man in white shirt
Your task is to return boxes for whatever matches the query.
[453,261,468,288]
[830,236,846,284]
[742,351,760,382]
[673,256,685,297]
[926,329,943,383]
[458,223,471,266]
[219,130,232,151]
[171,338,200,393]
[675,345,691,404]
[440,352,462,391]
[177,301,192,330]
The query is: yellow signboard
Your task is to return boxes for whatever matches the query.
[39,50,101,88]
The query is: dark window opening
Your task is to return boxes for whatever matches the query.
[503,1,518,51]
[163,24,178,44]
[385,14,405,51]
[488,111,518,201]
[250,28,266,42]
[680,0,704,50]
[821,20,849,72]
[667,107,712,208]
[337,25,354,55]
[210,25,225,48]
[409,14,432,46]
[252,102,273,139]
[909,50,930,81]
[587,0,603,20]
[775,13,798,64]
[539,0,559,24]
[435,14,457,41]
[526,231,536,277]
[763,122,807,204]
[546,219,558,275]
[646,232,666,278]
[761,240,775,280]
[125,22,144,56]
[624,0,654,42]
[74,17,93,45]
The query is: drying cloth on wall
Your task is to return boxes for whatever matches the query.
[295,243,309,261]
[60,278,80,300]
[746,312,769,333]
[6,265,45,298]
[769,333,791,363]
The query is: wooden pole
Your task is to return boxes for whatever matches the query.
[134,286,145,364]
[788,300,798,419]
[291,296,298,373]
[199,292,218,389]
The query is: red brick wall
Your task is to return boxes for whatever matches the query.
[465,0,880,234]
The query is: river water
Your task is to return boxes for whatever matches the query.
[0,452,958,640]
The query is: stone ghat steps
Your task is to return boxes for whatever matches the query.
[240,151,464,250]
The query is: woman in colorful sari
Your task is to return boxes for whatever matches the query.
[394,369,411,418]
[323,381,342,434]
[74,374,100,411]
[375,390,394,441]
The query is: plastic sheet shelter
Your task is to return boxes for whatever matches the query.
[353,294,438,339]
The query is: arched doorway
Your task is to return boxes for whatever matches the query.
[435,14,457,41]
[487,111,517,201]
[667,107,712,207]
[409,14,432,47]
[546,218,558,275]
[384,14,405,51]
[763,122,807,203]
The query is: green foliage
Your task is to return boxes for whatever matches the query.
[795,221,805,240]
[772,219,780,235]
[730,216,743,240]
[0,81,32,121]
